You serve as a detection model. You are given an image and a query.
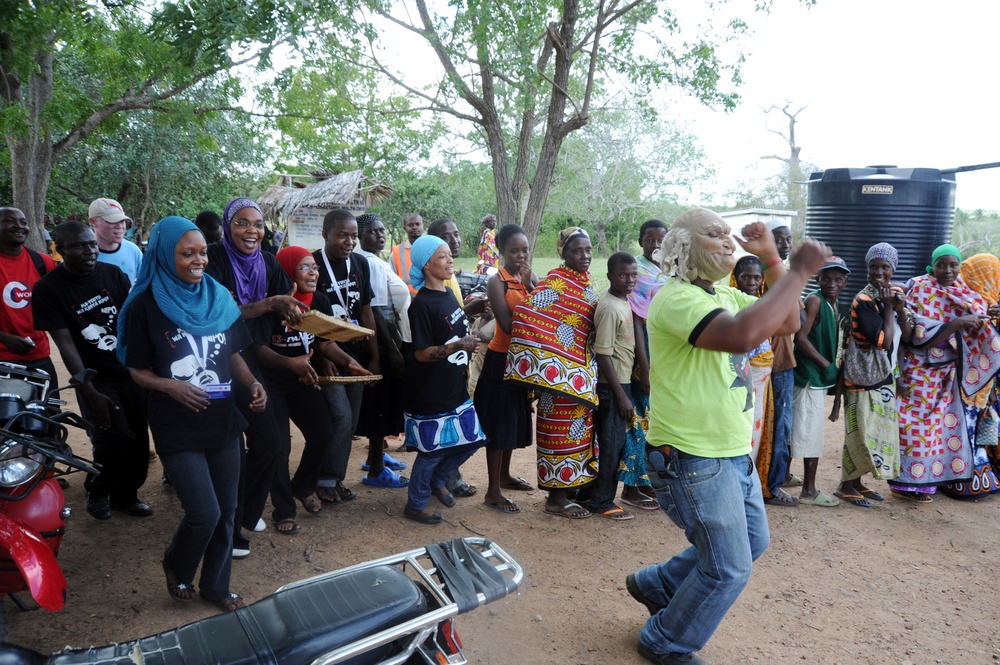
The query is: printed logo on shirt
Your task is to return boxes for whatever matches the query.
[444,334,469,368]
[168,331,228,387]
[2,281,31,309]
[74,289,119,351]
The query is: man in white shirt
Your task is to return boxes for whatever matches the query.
[89,198,143,284]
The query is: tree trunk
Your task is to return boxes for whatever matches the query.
[4,48,54,253]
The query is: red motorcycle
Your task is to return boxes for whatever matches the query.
[0,363,96,631]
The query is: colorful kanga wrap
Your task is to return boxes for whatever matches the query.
[628,254,670,321]
[403,399,485,456]
[842,384,901,481]
[535,392,598,489]
[749,355,775,498]
[893,274,1000,490]
[619,326,653,488]
[505,265,598,489]
[942,403,1000,498]
[504,266,599,406]
[475,227,499,274]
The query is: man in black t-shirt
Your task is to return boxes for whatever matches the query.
[311,209,405,490]
[33,221,151,521]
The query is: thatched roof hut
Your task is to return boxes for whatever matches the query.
[270,169,392,216]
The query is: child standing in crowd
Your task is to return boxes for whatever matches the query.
[790,256,850,507]
[589,252,639,521]
[402,236,485,525]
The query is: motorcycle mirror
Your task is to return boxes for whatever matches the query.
[49,368,98,397]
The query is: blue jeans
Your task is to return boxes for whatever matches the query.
[634,448,769,654]
[768,368,794,494]
[407,447,480,511]
[159,439,240,601]
[590,383,632,513]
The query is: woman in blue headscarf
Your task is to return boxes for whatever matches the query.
[401,236,485,525]
[120,216,267,612]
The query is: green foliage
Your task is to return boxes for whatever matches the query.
[953,208,1000,257]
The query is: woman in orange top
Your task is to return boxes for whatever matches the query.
[473,224,538,513]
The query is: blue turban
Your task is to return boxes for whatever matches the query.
[117,216,242,365]
[865,242,898,271]
[409,235,448,291]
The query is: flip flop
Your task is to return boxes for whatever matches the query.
[890,489,933,503]
[858,487,885,501]
[484,499,521,514]
[499,477,534,491]
[274,518,301,535]
[543,501,591,519]
[597,506,634,521]
[335,482,356,501]
[833,490,873,508]
[362,467,409,488]
[620,496,659,511]
[798,490,840,507]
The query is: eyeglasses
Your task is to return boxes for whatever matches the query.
[234,220,266,231]
[295,264,319,273]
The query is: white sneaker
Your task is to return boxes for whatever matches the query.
[253,518,266,532]
[232,546,251,559]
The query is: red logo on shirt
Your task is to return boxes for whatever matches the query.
[2,281,30,309]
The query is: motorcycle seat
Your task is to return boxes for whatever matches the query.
[36,564,427,665]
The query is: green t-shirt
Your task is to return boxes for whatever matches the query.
[647,279,756,458]
[594,293,635,383]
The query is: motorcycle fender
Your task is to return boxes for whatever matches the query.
[0,511,67,611]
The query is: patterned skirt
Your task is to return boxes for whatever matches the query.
[842,385,901,482]
[536,392,597,490]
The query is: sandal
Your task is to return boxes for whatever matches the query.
[296,494,323,515]
[203,591,246,613]
[275,518,301,535]
[335,482,356,501]
[798,490,840,507]
[432,487,455,508]
[451,483,477,498]
[762,488,799,507]
[890,489,933,504]
[316,487,340,504]
[597,505,634,521]
[361,451,408,472]
[833,490,873,508]
[858,487,885,501]
[543,501,591,519]
[483,499,521,514]
[162,560,196,603]
[621,496,659,511]
[362,467,409,488]
[499,477,534,491]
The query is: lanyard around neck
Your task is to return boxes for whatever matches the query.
[321,250,352,314]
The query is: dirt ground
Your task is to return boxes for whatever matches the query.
[6,358,1000,664]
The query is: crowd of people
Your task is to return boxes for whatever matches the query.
[0,197,998,663]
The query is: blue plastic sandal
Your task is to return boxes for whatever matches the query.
[361,467,409,488]
[361,452,408,472]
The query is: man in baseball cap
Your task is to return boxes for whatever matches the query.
[89,198,142,284]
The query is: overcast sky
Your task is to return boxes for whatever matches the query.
[686,0,1000,210]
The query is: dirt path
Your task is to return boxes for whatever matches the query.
[6,373,1000,664]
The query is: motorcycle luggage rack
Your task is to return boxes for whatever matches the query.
[277,537,523,665]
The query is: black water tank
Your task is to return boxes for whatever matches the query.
[804,166,956,312]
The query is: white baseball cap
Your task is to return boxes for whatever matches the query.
[89,198,131,224]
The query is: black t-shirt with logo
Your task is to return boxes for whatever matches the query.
[404,288,470,415]
[124,290,249,453]
[312,249,373,363]
[259,291,334,390]
[32,263,132,383]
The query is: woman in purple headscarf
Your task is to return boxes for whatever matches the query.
[204,197,306,558]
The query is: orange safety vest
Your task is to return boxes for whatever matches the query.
[390,243,417,296]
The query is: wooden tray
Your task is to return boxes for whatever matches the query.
[284,310,374,342]
[311,374,382,385]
